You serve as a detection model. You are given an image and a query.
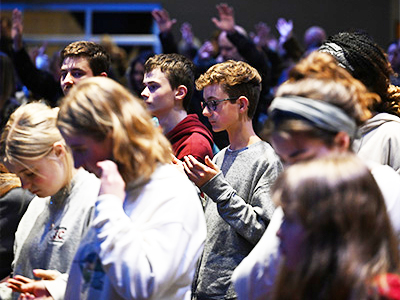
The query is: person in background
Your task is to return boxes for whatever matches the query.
[0,163,33,281]
[126,50,154,97]
[387,39,400,86]
[320,31,400,173]
[142,53,214,163]
[11,9,110,105]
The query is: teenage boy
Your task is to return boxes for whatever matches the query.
[59,41,110,95]
[183,60,282,300]
[142,53,214,163]
[12,9,110,103]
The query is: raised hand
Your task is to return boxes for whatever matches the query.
[276,18,293,41]
[12,8,24,51]
[180,22,194,45]
[151,8,177,33]
[198,40,216,60]
[211,3,235,33]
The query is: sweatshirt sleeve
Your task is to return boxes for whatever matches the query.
[12,48,61,106]
[44,273,69,300]
[200,157,282,245]
[232,207,283,300]
[91,193,201,299]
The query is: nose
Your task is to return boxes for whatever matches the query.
[20,178,32,191]
[141,86,149,99]
[276,227,282,238]
[202,105,212,117]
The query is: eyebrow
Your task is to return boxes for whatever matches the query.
[204,96,219,101]
[60,67,85,71]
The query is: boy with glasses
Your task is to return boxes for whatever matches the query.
[183,60,282,300]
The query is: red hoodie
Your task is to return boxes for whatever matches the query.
[166,114,214,164]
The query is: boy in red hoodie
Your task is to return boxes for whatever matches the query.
[142,53,214,163]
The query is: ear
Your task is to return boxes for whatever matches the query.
[100,72,108,77]
[237,96,249,114]
[333,131,350,151]
[53,141,66,158]
[175,85,188,101]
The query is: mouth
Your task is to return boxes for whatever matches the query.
[63,86,72,95]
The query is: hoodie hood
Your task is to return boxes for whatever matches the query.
[359,113,400,135]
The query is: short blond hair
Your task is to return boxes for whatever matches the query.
[196,60,261,119]
[0,102,74,185]
[57,77,172,183]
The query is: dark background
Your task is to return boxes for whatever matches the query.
[1,0,398,51]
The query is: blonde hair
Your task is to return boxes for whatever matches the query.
[196,60,261,118]
[0,163,21,196]
[0,102,74,184]
[57,77,172,183]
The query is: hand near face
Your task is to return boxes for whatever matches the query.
[97,160,126,202]
[212,3,235,33]
[183,155,220,187]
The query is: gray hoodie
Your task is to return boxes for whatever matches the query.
[353,112,400,174]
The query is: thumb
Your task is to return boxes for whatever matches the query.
[33,269,60,280]
[205,155,216,168]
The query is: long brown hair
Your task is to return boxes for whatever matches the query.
[271,153,399,300]
[57,77,172,183]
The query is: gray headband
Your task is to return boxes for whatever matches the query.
[319,42,354,72]
[268,96,358,139]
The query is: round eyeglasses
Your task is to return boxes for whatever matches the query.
[201,97,238,111]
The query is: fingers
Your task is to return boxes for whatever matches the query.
[32,269,60,280]
[211,17,220,28]
[97,160,126,199]
[171,154,179,164]
[204,155,215,168]
[151,9,162,22]
[18,293,35,300]
[10,276,33,284]
[96,160,118,175]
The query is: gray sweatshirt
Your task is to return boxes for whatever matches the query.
[9,168,100,300]
[193,141,282,300]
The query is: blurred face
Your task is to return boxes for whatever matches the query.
[277,212,306,270]
[270,132,333,166]
[388,42,400,72]
[62,133,113,177]
[218,31,243,61]
[60,57,94,95]
[202,84,239,133]
[131,61,145,93]
[141,68,176,118]
[7,150,67,197]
